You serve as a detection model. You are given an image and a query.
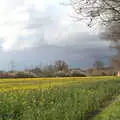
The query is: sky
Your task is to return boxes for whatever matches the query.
[0,0,114,70]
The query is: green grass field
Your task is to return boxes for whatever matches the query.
[0,76,119,120]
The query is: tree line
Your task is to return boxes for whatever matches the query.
[0,60,86,78]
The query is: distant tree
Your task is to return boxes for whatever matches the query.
[30,67,42,75]
[42,64,56,77]
[93,60,104,69]
[47,64,56,73]
[87,68,94,74]
[54,60,69,72]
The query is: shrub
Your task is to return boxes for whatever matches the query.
[70,71,86,77]
[15,72,37,78]
[54,71,67,77]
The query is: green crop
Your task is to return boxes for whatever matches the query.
[0,78,119,120]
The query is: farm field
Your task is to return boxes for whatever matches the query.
[0,76,115,92]
[0,76,120,120]
[93,93,120,120]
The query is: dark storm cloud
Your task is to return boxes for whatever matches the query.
[0,42,114,70]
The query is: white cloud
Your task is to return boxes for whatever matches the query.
[0,0,109,51]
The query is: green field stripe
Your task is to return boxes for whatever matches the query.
[93,95,120,120]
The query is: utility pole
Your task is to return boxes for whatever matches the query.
[9,60,15,72]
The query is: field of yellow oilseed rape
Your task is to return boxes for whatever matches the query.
[0,76,120,120]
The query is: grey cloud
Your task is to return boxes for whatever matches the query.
[0,0,90,50]
[25,5,60,29]
[0,43,115,70]
[0,0,114,70]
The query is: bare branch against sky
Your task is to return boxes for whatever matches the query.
[71,0,120,70]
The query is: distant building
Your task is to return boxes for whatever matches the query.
[117,71,120,76]
[86,67,115,76]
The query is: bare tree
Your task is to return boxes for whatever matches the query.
[100,22,120,70]
[71,0,120,70]
[71,0,120,26]
[100,22,120,43]
[54,60,69,72]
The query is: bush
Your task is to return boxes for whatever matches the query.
[54,71,67,77]
[15,72,38,78]
[70,71,86,77]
